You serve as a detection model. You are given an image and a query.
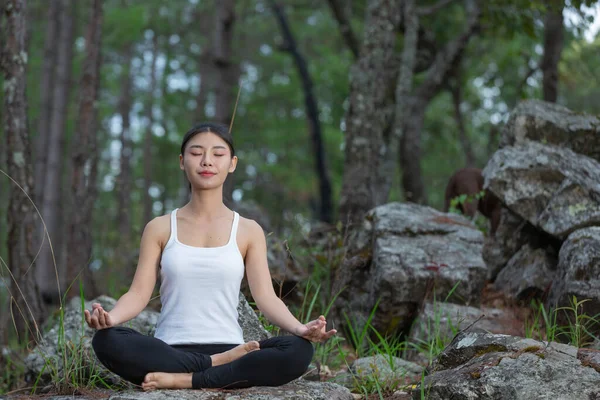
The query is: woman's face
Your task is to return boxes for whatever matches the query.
[180,132,237,190]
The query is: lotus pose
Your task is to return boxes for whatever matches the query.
[86,122,336,391]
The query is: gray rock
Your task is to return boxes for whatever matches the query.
[499,99,600,161]
[548,227,600,338]
[107,380,354,400]
[350,354,422,385]
[483,141,600,239]
[408,302,523,361]
[335,202,486,342]
[25,293,270,386]
[416,329,600,399]
[493,244,558,301]
[482,207,538,281]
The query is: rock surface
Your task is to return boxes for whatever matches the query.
[106,380,354,400]
[548,227,600,337]
[499,99,600,161]
[334,202,486,341]
[483,141,600,239]
[350,354,422,385]
[409,302,523,357]
[416,328,600,399]
[493,243,558,301]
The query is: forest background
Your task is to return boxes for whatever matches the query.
[1,0,599,349]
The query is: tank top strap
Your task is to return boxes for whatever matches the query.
[228,211,239,247]
[170,208,179,242]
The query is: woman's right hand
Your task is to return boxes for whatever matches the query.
[84,303,114,330]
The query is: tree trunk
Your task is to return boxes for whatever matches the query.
[143,34,158,226]
[213,0,238,206]
[34,0,58,206]
[399,0,480,204]
[36,0,74,304]
[65,0,103,301]
[270,1,333,223]
[326,0,359,59]
[450,67,475,167]
[541,1,563,103]
[378,0,418,205]
[338,0,401,226]
[2,0,46,344]
[116,44,134,248]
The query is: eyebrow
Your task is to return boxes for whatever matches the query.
[189,145,227,150]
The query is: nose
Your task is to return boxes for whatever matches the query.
[201,153,213,166]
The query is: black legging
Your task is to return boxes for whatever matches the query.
[91,327,314,389]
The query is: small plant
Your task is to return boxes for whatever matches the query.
[554,296,600,348]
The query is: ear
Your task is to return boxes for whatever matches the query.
[229,156,238,173]
[179,154,184,170]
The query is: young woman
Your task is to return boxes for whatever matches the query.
[86,122,336,391]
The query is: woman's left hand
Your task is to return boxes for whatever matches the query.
[295,315,337,343]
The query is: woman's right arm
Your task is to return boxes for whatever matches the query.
[86,217,164,329]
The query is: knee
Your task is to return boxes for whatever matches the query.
[283,336,315,376]
[91,327,123,358]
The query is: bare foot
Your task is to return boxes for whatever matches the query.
[141,372,192,391]
[210,341,260,367]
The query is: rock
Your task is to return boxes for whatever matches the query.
[499,99,600,162]
[482,207,539,281]
[350,354,422,386]
[416,328,600,399]
[334,202,486,342]
[106,380,354,399]
[548,227,600,339]
[25,293,270,386]
[483,141,600,239]
[408,302,523,360]
[493,244,558,301]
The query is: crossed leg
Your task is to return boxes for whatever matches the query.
[92,327,314,390]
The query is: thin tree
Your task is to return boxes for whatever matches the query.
[143,34,159,225]
[213,0,238,206]
[65,0,103,300]
[36,0,74,303]
[541,0,564,103]
[115,43,134,256]
[270,1,334,223]
[2,0,45,344]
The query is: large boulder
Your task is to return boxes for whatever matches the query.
[334,202,486,340]
[499,99,600,161]
[105,380,354,400]
[548,227,600,337]
[493,243,558,301]
[415,328,600,399]
[483,141,600,239]
[25,293,271,386]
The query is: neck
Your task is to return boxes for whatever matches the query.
[184,187,229,219]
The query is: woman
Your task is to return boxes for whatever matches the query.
[86,122,336,391]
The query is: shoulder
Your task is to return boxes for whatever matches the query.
[144,213,172,250]
[237,214,267,256]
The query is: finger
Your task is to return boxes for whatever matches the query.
[90,313,99,329]
[98,309,106,327]
[104,311,112,327]
[84,310,91,326]
[92,303,102,309]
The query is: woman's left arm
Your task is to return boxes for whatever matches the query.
[244,221,336,343]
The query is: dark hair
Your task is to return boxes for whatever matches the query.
[180,122,235,157]
[180,122,236,192]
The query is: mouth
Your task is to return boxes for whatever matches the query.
[199,172,216,177]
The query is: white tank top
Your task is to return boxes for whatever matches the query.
[154,208,245,345]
